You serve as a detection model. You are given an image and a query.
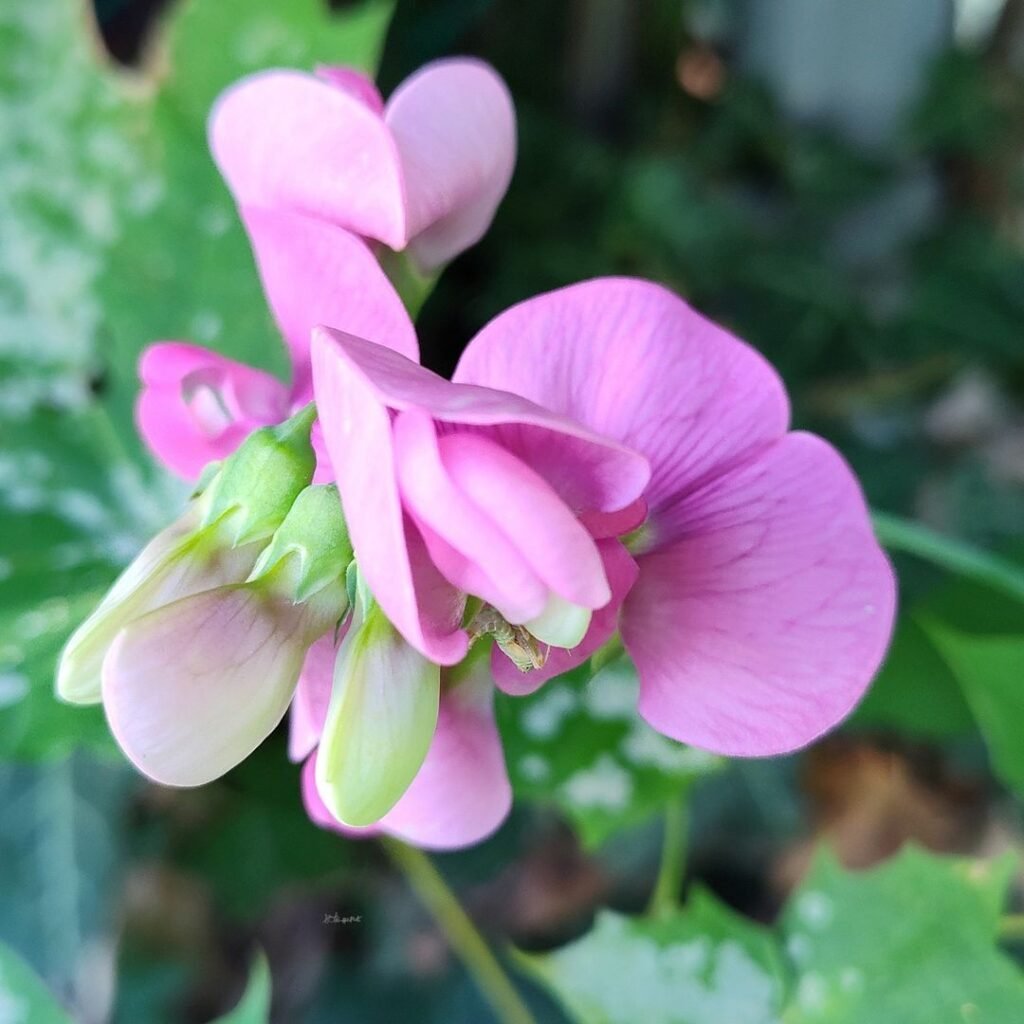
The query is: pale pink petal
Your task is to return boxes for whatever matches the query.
[314,65,385,113]
[302,657,511,850]
[311,330,468,665]
[312,327,649,514]
[103,585,318,786]
[493,540,638,696]
[621,433,896,756]
[455,278,789,545]
[209,70,407,249]
[288,632,338,762]
[385,58,516,271]
[136,343,289,480]
[241,207,417,393]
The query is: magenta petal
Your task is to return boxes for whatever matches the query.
[385,58,516,271]
[136,342,289,479]
[314,65,385,114]
[209,70,406,249]
[312,328,649,514]
[241,207,417,391]
[311,330,467,665]
[493,540,639,697]
[621,433,896,756]
[393,410,548,623]
[455,278,790,541]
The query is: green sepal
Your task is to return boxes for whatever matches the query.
[200,404,317,546]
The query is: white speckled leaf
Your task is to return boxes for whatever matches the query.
[497,656,724,847]
[518,891,787,1024]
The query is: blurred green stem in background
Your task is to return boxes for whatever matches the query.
[382,837,538,1024]
[873,511,1024,604]
[647,799,688,918]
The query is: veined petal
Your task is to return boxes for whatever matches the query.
[209,69,407,248]
[621,433,896,756]
[454,278,790,545]
[385,58,516,271]
[137,343,289,480]
[315,604,441,826]
[56,508,262,704]
[492,539,638,696]
[240,207,417,393]
[102,579,340,786]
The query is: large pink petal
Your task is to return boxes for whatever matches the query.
[492,540,638,696]
[385,58,516,271]
[302,656,511,850]
[621,433,896,756]
[241,207,417,393]
[312,327,649,514]
[455,278,790,546]
[209,70,407,249]
[311,330,467,665]
[136,342,289,479]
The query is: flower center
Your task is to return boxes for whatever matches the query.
[465,604,549,672]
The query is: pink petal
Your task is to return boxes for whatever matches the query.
[103,585,318,786]
[136,343,289,479]
[314,65,385,114]
[385,58,516,270]
[311,331,468,665]
[288,632,338,762]
[621,433,896,756]
[209,70,407,249]
[241,207,417,393]
[302,656,511,850]
[492,540,639,696]
[454,278,790,545]
[313,327,648,514]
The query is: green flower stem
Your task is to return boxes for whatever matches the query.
[872,511,1024,604]
[381,837,537,1024]
[999,914,1024,943]
[647,799,688,918]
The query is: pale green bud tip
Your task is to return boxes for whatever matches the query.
[249,484,353,603]
[202,404,318,545]
[316,602,440,826]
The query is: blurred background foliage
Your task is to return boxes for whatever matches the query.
[1,0,1024,1020]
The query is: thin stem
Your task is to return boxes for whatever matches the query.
[872,511,1024,604]
[999,914,1024,942]
[648,799,688,918]
[382,837,537,1024]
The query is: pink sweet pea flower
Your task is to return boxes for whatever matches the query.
[312,278,896,758]
[137,206,417,480]
[208,59,516,273]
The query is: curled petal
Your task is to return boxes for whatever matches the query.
[315,607,441,825]
[137,342,289,480]
[103,582,336,786]
[386,58,516,271]
[454,277,789,544]
[288,632,339,762]
[314,65,385,113]
[621,433,896,756]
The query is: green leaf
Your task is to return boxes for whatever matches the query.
[780,847,1024,1023]
[498,656,723,848]
[0,940,71,1024]
[517,891,787,1024]
[922,621,1024,795]
[209,953,272,1024]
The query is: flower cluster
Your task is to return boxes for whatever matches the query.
[57,57,895,850]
